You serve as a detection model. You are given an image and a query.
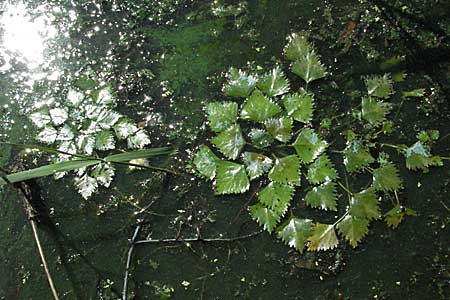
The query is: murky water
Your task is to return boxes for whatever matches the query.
[1,0,449,299]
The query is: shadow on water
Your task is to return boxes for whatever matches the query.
[0,0,449,299]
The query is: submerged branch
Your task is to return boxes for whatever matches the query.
[122,224,142,300]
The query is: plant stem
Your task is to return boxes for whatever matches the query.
[122,224,142,300]
[134,231,262,245]
[110,160,179,175]
[333,210,349,227]
[337,180,353,196]
[380,143,406,151]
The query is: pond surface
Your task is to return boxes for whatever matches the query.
[0,0,449,299]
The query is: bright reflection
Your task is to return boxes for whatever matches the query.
[1,2,56,69]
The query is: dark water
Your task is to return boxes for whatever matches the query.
[0,0,449,299]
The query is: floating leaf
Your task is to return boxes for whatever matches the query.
[223,67,257,98]
[95,130,115,151]
[248,128,274,149]
[127,130,151,149]
[293,128,327,164]
[194,145,219,180]
[385,205,417,228]
[291,51,326,84]
[91,163,115,187]
[257,67,290,97]
[37,126,58,144]
[240,90,281,122]
[258,182,294,216]
[215,161,250,195]
[304,181,337,211]
[268,155,300,185]
[349,187,380,220]
[264,117,293,143]
[242,152,273,180]
[114,119,138,139]
[365,74,393,99]
[75,174,98,199]
[284,32,311,61]
[337,215,369,248]
[277,217,313,252]
[211,124,245,160]
[30,109,52,128]
[343,141,375,173]
[361,96,391,126]
[282,90,314,123]
[249,204,280,233]
[372,163,402,191]
[308,223,338,251]
[306,154,337,184]
[49,107,68,126]
[205,102,238,133]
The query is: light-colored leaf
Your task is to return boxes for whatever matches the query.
[257,67,290,97]
[67,89,84,106]
[293,128,327,164]
[37,126,58,144]
[57,124,75,141]
[258,182,294,216]
[215,161,250,195]
[385,205,417,228]
[304,181,337,211]
[249,204,280,233]
[211,124,245,160]
[49,107,69,126]
[264,117,293,143]
[91,163,115,187]
[223,67,257,98]
[277,217,313,252]
[248,128,274,149]
[193,145,220,180]
[307,223,338,251]
[242,152,272,180]
[361,96,391,126]
[75,174,98,199]
[349,187,380,220]
[30,109,51,128]
[268,155,300,185]
[404,141,443,171]
[337,215,369,248]
[365,74,393,99]
[372,163,403,191]
[282,90,314,123]
[77,134,95,155]
[95,130,115,151]
[284,32,311,61]
[97,110,122,129]
[240,90,281,122]
[96,88,114,105]
[114,119,138,139]
[291,51,326,84]
[306,154,337,184]
[205,102,238,132]
[127,130,151,149]
[343,141,375,172]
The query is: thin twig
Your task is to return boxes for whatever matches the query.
[122,224,142,300]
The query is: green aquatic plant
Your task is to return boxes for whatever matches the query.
[193,33,447,252]
[27,79,152,198]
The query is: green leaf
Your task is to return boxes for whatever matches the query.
[249,204,280,233]
[29,108,51,128]
[223,67,257,98]
[215,161,250,195]
[75,174,98,199]
[282,90,314,123]
[306,154,337,184]
[337,215,369,248]
[242,152,273,180]
[343,141,375,173]
[277,217,313,252]
[258,182,294,216]
[193,145,220,180]
[248,129,274,149]
[291,51,326,84]
[284,32,312,61]
[264,117,293,143]
[402,88,425,98]
[240,90,281,122]
[372,163,403,191]
[304,181,337,211]
[405,153,443,171]
[127,130,151,149]
[307,223,338,251]
[293,128,327,164]
[211,124,245,160]
[114,119,138,139]
[105,147,176,162]
[268,155,300,185]
[349,187,380,220]
[95,130,115,151]
[205,102,238,133]
[385,205,417,228]
[361,96,392,126]
[257,67,290,97]
[365,74,393,99]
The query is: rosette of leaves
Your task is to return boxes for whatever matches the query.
[28,82,151,199]
[193,33,446,253]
